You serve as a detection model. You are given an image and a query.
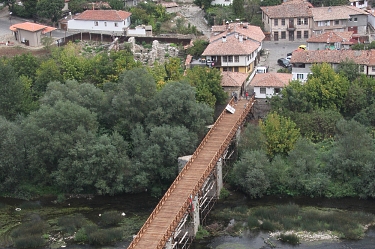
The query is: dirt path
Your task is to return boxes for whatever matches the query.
[167,4,211,39]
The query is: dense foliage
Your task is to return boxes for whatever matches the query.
[230,63,375,199]
[0,41,227,198]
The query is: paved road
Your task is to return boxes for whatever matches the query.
[260,40,307,72]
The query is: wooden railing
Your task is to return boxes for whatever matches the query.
[127,96,255,249]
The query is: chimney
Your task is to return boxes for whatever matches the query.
[240,22,243,28]
[222,36,227,42]
[239,35,243,42]
[328,6,332,12]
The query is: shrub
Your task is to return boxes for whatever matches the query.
[74,228,88,242]
[219,188,230,199]
[13,235,46,249]
[11,220,49,238]
[58,214,86,235]
[87,228,123,245]
[100,211,124,227]
[20,201,41,210]
[260,220,276,232]
[276,204,299,217]
[195,226,210,240]
[278,233,300,245]
[247,215,259,229]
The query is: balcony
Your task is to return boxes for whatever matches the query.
[287,24,295,31]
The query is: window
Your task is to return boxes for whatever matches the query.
[281,19,285,25]
[349,17,352,21]
[228,67,233,72]
[94,21,98,26]
[372,66,375,71]
[234,67,239,72]
[114,22,118,27]
[297,74,304,80]
[297,31,301,39]
[274,88,281,94]
[354,17,358,22]
[297,18,302,25]
[223,56,227,62]
[104,22,107,26]
[334,20,339,25]
[228,56,233,62]
[281,31,286,39]
[260,88,266,94]
[234,56,239,62]
[304,18,308,25]
[304,31,309,38]
[274,19,278,26]
[223,67,228,72]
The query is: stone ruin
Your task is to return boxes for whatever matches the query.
[126,37,180,66]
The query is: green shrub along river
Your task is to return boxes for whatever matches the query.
[1,191,375,249]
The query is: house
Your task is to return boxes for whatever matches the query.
[9,22,56,47]
[349,0,368,9]
[211,0,232,6]
[290,49,374,82]
[250,73,292,98]
[307,31,355,50]
[202,22,264,75]
[67,10,132,35]
[260,0,313,41]
[311,6,368,36]
[221,72,249,98]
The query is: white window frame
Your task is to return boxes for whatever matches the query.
[260,87,266,94]
[297,74,304,80]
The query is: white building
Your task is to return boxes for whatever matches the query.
[250,73,292,98]
[211,0,232,6]
[68,10,132,35]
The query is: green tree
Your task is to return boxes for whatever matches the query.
[9,53,40,84]
[184,66,227,107]
[108,0,124,10]
[186,39,209,59]
[22,0,38,19]
[34,59,63,95]
[238,123,267,155]
[336,59,360,82]
[260,112,300,158]
[22,100,98,185]
[131,124,198,196]
[53,131,131,195]
[231,150,270,198]
[0,117,25,193]
[304,63,350,110]
[0,62,34,119]
[232,0,244,18]
[165,57,182,81]
[67,0,88,14]
[36,0,64,24]
[194,0,212,9]
[146,81,213,136]
[244,0,261,23]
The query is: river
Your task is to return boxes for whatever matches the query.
[1,192,375,249]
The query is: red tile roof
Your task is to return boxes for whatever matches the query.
[260,0,313,19]
[10,22,56,33]
[311,6,368,21]
[74,10,131,21]
[221,72,248,87]
[250,73,292,87]
[203,33,260,56]
[210,22,265,43]
[307,31,354,44]
[290,49,373,64]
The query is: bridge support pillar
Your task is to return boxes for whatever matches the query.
[192,195,200,234]
[216,158,223,198]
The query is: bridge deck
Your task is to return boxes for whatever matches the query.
[128,97,255,249]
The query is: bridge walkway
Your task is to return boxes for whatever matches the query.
[128,96,255,249]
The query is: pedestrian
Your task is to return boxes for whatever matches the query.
[245,91,249,100]
[234,92,238,103]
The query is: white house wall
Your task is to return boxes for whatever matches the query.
[254,86,281,98]
[68,18,130,32]
[211,0,232,6]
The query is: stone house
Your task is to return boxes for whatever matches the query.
[260,0,313,41]
[349,0,368,9]
[307,31,355,50]
[202,22,264,74]
[67,10,132,35]
[311,6,368,36]
[9,22,56,47]
[290,49,375,82]
[221,72,249,98]
[250,73,292,98]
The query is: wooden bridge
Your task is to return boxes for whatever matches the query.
[127,96,255,249]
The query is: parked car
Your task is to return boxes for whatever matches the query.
[277,58,291,68]
[256,66,269,73]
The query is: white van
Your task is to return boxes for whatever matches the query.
[256,66,268,73]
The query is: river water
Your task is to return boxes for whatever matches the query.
[1,192,375,249]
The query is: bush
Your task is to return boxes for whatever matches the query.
[87,228,123,245]
[260,220,276,232]
[278,233,300,245]
[195,226,210,239]
[13,235,46,249]
[219,188,230,199]
[100,211,124,227]
[74,228,88,242]
[11,220,49,238]
[247,215,259,229]
[58,214,86,235]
